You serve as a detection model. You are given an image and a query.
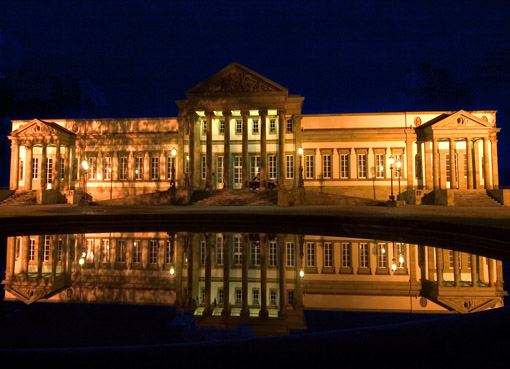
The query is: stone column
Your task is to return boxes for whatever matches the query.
[466,138,473,189]
[51,235,58,278]
[295,235,303,309]
[55,144,61,190]
[203,233,212,315]
[141,239,148,269]
[406,139,414,189]
[278,110,286,188]
[6,237,15,279]
[436,248,443,287]
[41,144,47,190]
[25,145,33,190]
[294,115,303,186]
[432,139,439,189]
[241,111,250,188]
[112,152,119,182]
[496,260,504,288]
[22,236,30,274]
[350,148,356,179]
[259,233,268,318]
[470,254,478,287]
[490,135,499,189]
[143,152,150,181]
[222,233,231,316]
[188,114,198,187]
[259,109,268,189]
[240,234,249,317]
[65,145,72,190]
[449,138,456,189]
[159,151,166,182]
[457,146,466,190]
[424,142,432,189]
[128,151,134,181]
[223,111,231,189]
[332,148,340,180]
[205,112,213,190]
[37,235,44,277]
[453,251,460,287]
[175,234,184,307]
[9,143,19,190]
[488,258,494,287]
[278,234,287,317]
[483,137,492,189]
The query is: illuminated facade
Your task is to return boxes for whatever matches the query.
[6,62,503,204]
[2,232,506,335]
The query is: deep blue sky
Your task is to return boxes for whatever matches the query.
[1,0,510,182]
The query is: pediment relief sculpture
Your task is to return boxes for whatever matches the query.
[194,69,281,94]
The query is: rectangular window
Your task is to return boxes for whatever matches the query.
[341,242,351,268]
[286,242,295,267]
[46,158,53,184]
[29,239,35,261]
[376,154,385,178]
[201,156,206,180]
[86,239,94,262]
[305,155,314,179]
[101,239,110,263]
[340,154,349,179]
[377,243,388,268]
[236,119,242,134]
[149,240,158,264]
[233,236,242,265]
[57,239,63,262]
[44,235,50,261]
[251,242,261,266]
[201,287,206,304]
[252,119,259,134]
[394,154,402,178]
[165,240,173,265]
[88,157,97,180]
[216,236,224,265]
[287,290,294,305]
[448,250,461,269]
[270,290,277,305]
[394,243,406,269]
[286,155,294,179]
[359,243,369,268]
[268,155,277,179]
[202,120,207,135]
[234,156,242,185]
[322,154,331,179]
[217,156,224,184]
[218,287,224,304]
[252,289,260,305]
[117,239,126,263]
[219,120,225,134]
[119,157,128,180]
[269,241,277,266]
[357,154,366,179]
[134,157,143,180]
[235,288,242,305]
[324,242,333,267]
[19,160,24,181]
[185,156,189,174]
[286,119,293,133]
[446,153,451,183]
[269,119,276,133]
[467,253,471,269]
[60,157,65,180]
[133,240,141,264]
[200,240,206,266]
[306,242,315,267]
[103,157,112,180]
[151,157,159,180]
[251,156,261,179]
[167,156,176,180]
[32,158,39,179]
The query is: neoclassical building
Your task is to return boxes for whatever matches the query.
[5,62,504,204]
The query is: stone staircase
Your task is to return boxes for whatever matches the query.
[454,190,501,207]
[0,190,37,205]
[193,188,277,206]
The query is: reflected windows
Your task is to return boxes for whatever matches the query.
[236,119,242,134]
[19,160,24,181]
[235,288,242,305]
[29,239,35,261]
[150,157,159,180]
[43,235,50,261]
[86,239,94,262]
[219,120,225,134]
[268,155,277,179]
[233,236,242,265]
[287,290,294,305]
[251,156,261,179]
[200,240,206,266]
[119,156,128,180]
[251,242,260,266]
[270,290,277,305]
[101,239,110,263]
[165,240,173,265]
[394,243,406,269]
[269,241,277,266]
[134,157,143,180]
[133,241,141,264]
[32,158,39,179]
[341,242,351,268]
[117,239,126,263]
[286,119,293,133]
[269,119,276,133]
[357,154,366,179]
[376,154,384,178]
[46,158,53,184]
[167,156,176,180]
[104,157,112,180]
[377,243,388,268]
[88,157,97,180]
[306,242,315,267]
[253,119,259,134]
[359,243,369,269]
[286,155,294,179]
[234,156,242,185]
[286,242,295,267]
[57,239,63,262]
[322,154,331,179]
[201,156,206,180]
[305,155,314,179]
[149,240,158,265]
[252,288,259,305]
[324,242,333,268]
[218,287,224,304]
[60,157,65,180]
[216,235,224,265]
[217,156,224,185]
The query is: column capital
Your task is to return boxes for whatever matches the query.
[241,110,250,119]
[277,109,286,117]
[222,110,232,117]
[204,110,214,117]
[259,109,268,116]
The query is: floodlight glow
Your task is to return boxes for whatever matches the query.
[81,160,89,170]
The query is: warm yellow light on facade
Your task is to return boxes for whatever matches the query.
[79,258,85,265]
[399,255,404,264]
[81,160,89,170]
[396,161,402,168]
[388,157,395,166]
[299,269,304,278]
[391,262,397,272]
[379,166,384,172]
[169,266,175,276]
[298,147,303,155]
[171,149,177,157]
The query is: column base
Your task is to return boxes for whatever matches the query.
[240,308,250,317]
[258,309,269,318]
[202,307,213,316]
[221,308,231,316]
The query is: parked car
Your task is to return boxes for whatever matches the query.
[248,175,276,190]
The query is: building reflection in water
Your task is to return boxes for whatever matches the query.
[2,232,506,336]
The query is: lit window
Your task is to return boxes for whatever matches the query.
[286,242,295,267]
[253,119,259,134]
[234,156,242,185]
[133,241,141,264]
[165,240,173,264]
[305,155,314,179]
[29,239,35,261]
[306,242,315,267]
[117,239,126,263]
[167,156,176,180]
[233,236,242,265]
[322,154,331,179]
[217,156,224,184]
[32,158,39,179]
[324,242,333,267]
[250,156,260,179]
[104,157,112,180]
[46,158,53,184]
[359,243,369,268]
[43,235,50,261]
[149,240,158,264]
[377,243,388,268]
[134,157,143,180]
[357,154,366,179]
[286,119,293,133]
[88,157,97,180]
[216,235,224,265]
[376,154,384,178]
[341,242,351,268]
[269,119,276,133]
[101,239,110,263]
[251,242,260,266]
[286,155,294,179]
[219,120,225,134]
[236,119,242,134]
[269,241,277,266]
[268,155,277,179]
[151,157,159,180]
[119,157,128,180]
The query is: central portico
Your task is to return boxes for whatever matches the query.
[176,62,304,190]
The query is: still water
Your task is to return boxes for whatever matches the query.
[2,231,506,337]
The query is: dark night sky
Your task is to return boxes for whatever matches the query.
[1,0,510,183]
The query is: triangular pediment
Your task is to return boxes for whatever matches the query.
[420,110,491,130]
[187,62,288,95]
[5,284,69,305]
[436,296,502,314]
[11,119,75,138]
